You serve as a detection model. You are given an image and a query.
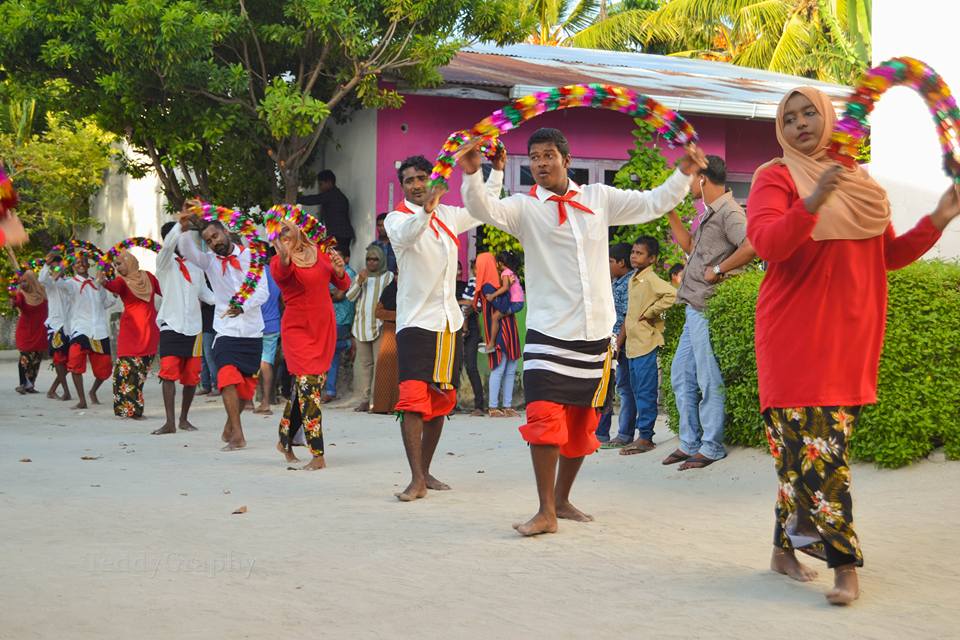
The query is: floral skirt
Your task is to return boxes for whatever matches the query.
[279,374,326,457]
[113,356,153,418]
[764,406,863,568]
[18,351,43,387]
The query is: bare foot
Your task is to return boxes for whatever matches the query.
[426,475,451,491]
[151,423,176,435]
[72,401,88,410]
[302,456,326,470]
[395,481,427,502]
[512,512,558,536]
[556,501,594,522]
[221,438,246,451]
[276,441,300,463]
[61,393,72,402]
[826,565,860,606]
[89,390,100,405]
[178,420,198,432]
[221,421,231,443]
[770,548,819,582]
[46,389,58,399]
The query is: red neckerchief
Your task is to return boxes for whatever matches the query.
[217,254,242,275]
[528,184,595,226]
[175,256,193,283]
[394,201,459,248]
[75,276,97,292]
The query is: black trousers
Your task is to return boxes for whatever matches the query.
[461,327,485,410]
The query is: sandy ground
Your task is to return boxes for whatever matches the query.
[1,366,958,640]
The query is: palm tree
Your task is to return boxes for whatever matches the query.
[520,0,661,50]
[632,0,872,84]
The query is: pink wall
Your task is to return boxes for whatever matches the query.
[375,93,780,212]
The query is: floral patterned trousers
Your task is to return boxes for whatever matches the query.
[764,406,863,568]
[279,374,326,457]
[18,351,43,388]
[113,356,152,418]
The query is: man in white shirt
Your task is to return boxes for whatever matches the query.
[153,221,216,436]
[459,127,704,535]
[38,252,73,402]
[178,212,270,451]
[47,253,113,410]
[384,154,503,502]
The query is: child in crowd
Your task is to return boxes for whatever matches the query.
[669,263,685,288]
[482,251,524,353]
[619,236,676,455]
[597,242,634,444]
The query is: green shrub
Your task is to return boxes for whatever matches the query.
[661,262,960,468]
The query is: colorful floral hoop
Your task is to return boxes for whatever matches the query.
[430,131,505,187]
[829,56,960,182]
[263,203,335,251]
[97,237,164,273]
[429,83,699,188]
[187,201,268,311]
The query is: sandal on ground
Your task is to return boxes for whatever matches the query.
[678,453,718,470]
[661,449,691,465]
[503,408,520,417]
[621,439,656,455]
[600,437,631,449]
[488,408,505,417]
[470,408,486,417]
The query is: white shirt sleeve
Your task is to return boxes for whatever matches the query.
[604,168,691,226]
[449,169,505,235]
[384,209,431,249]
[460,169,524,238]
[198,281,215,306]
[157,224,182,273]
[177,230,212,271]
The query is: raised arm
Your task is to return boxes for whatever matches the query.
[449,168,505,234]
[460,170,524,237]
[157,223,182,273]
[605,169,691,226]
[746,166,819,263]
[384,209,432,248]
[177,229,212,271]
[666,210,693,255]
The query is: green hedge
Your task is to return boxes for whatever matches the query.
[660,261,960,468]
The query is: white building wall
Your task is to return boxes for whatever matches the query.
[311,108,378,271]
[872,1,960,259]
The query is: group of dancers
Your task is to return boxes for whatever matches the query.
[5,85,960,607]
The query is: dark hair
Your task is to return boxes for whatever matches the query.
[496,250,520,272]
[397,156,432,183]
[527,127,570,157]
[669,263,685,278]
[161,221,176,238]
[700,155,727,185]
[317,169,336,185]
[633,235,660,258]
[203,220,227,233]
[609,242,632,266]
[376,212,388,222]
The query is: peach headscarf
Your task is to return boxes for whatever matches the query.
[473,252,500,308]
[18,269,45,306]
[279,220,318,268]
[116,251,153,301]
[754,86,891,241]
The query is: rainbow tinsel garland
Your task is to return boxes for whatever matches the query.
[829,56,960,182]
[263,204,335,251]
[6,240,101,295]
[98,237,164,274]
[429,83,698,188]
[0,165,18,215]
[187,201,268,311]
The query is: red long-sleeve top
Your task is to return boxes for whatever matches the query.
[270,253,351,376]
[13,292,48,352]
[104,274,161,357]
[747,164,942,411]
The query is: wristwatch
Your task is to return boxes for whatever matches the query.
[712,264,724,278]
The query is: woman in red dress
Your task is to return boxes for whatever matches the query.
[12,269,48,393]
[103,251,161,419]
[271,221,350,470]
[747,86,959,605]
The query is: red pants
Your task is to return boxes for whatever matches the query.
[396,380,456,422]
[67,343,111,380]
[217,364,257,400]
[158,355,201,386]
[520,400,601,458]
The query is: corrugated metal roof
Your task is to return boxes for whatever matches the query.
[420,43,853,120]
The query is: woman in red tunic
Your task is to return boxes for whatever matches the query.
[271,221,350,470]
[103,251,161,419]
[747,86,960,606]
[12,269,48,393]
